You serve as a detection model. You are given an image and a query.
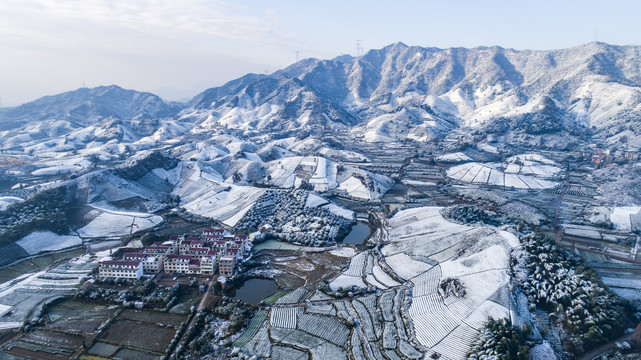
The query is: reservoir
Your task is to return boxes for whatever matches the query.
[342,222,371,245]
[230,278,279,304]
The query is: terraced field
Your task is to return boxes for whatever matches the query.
[235,206,519,359]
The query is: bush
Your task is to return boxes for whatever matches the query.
[468,318,530,360]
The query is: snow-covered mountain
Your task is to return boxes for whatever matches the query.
[0,85,180,127]
[0,85,187,154]
[182,42,641,148]
[2,42,641,155]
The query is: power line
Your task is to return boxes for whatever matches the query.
[356,40,363,56]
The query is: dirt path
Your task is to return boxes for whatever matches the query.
[171,280,212,356]
[577,332,633,360]
[344,300,376,359]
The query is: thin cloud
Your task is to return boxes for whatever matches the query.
[0,0,297,52]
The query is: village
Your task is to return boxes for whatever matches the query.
[98,228,251,280]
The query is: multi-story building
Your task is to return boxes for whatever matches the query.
[108,228,248,278]
[164,255,192,274]
[122,253,163,273]
[188,259,201,274]
[223,247,241,261]
[179,240,204,254]
[99,260,143,280]
[227,240,245,258]
[200,253,218,275]
[219,256,236,277]
[213,240,227,252]
[144,245,172,255]
[186,247,210,256]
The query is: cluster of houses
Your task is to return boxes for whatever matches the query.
[98,228,249,280]
[581,148,640,166]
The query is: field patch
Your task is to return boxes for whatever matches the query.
[99,318,176,353]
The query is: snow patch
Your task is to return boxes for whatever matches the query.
[17,231,82,255]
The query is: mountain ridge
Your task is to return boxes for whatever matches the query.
[2,42,641,150]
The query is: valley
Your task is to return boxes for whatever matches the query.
[0,42,639,359]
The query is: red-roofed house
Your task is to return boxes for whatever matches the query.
[144,245,171,255]
[203,228,224,236]
[188,259,201,274]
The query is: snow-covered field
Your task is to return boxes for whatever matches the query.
[173,164,267,227]
[31,158,92,177]
[262,155,392,200]
[562,224,603,239]
[77,206,162,238]
[0,249,111,327]
[383,207,517,356]
[299,206,519,359]
[437,152,472,163]
[0,196,23,211]
[16,231,82,255]
[610,206,641,232]
[446,153,560,189]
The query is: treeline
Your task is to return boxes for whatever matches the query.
[521,233,631,354]
[0,186,71,247]
[442,204,501,227]
[115,150,178,181]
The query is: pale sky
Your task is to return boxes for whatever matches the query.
[1,0,640,106]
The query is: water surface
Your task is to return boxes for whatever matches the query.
[230,278,279,304]
[343,222,371,245]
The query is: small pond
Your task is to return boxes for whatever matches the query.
[342,222,371,245]
[230,278,279,304]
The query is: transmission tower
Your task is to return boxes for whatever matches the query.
[356,40,363,56]
[296,51,300,62]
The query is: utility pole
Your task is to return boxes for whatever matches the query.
[296,51,300,62]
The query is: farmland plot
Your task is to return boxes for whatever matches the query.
[276,288,308,304]
[240,324,272,358]
[350,330,368,360]
[237,206,515,359]
[234,310,268,348]
[270,327,347,360]
[383,207,516,357]
[365,274,387,289]
[270,307,300,329]
[271,345,309,360]
[385,253,432,280]
[372,265,400,287]
[306,303,336,316]
[297,313,350,347]
[446,155,560,189]
[379,291,394,322]
[329,250,368,290]
[345,251,367,276]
